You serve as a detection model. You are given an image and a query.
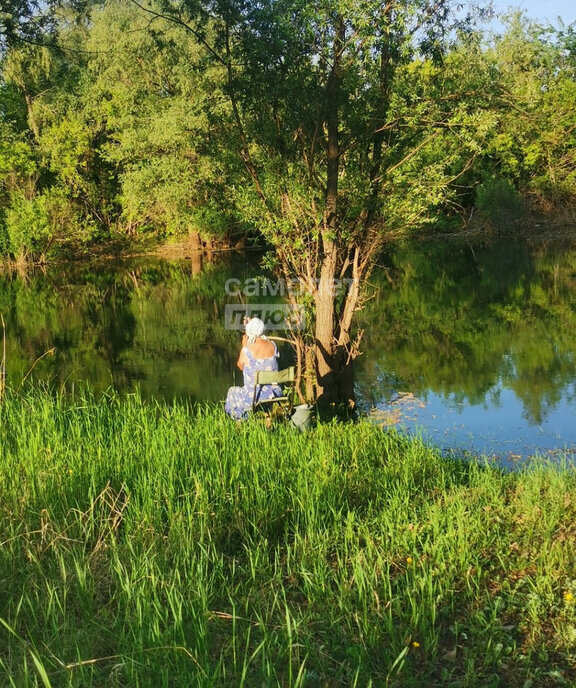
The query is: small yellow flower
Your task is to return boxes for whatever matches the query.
[564,592,574,603]
[412,641,420,648]
[406,556,413,565]
[68,469,73,475]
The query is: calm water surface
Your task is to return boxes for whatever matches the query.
[2,238,575,464]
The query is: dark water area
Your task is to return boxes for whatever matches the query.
[1,237,575,465]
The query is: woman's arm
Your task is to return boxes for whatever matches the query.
[236,335,248,371]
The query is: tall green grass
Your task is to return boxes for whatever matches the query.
[0,387,575,687]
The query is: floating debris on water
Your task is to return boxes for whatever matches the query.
[368,392,427,426]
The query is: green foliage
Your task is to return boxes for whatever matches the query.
[475,176,525,230]
[0,120,38,204]
[1,0,576,261]
[4,192,51,256]
[4,187,90,258]
[0,0,56,51]
[84,0,237,240]
[482,13,576,203]
[0,391,575,686]
[0,125,37,184]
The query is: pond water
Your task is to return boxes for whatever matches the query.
[1,237,575,464]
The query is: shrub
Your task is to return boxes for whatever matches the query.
[475,176,526,231]
[4,187,90,259]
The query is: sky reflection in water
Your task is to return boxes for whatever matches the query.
[356,237,576,464]
[370,383,575,467]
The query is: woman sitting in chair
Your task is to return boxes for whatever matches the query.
[225,317,282,420]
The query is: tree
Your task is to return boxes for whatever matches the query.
[85,0,238,241]
[485,12,576,206]
[130,0,490,406]
[0,0,90,52]
[0,1,46,51]
[0,0,114,257]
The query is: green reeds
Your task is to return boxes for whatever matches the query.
[0,314,5,403]
[0,386,575,686]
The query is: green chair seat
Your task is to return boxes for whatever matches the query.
[252,366,296,418]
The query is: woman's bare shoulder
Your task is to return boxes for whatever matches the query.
[249,339,276,359]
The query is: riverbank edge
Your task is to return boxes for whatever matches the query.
[2,201,576,270]
[129,204,576,262]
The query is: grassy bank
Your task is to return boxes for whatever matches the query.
[0,389,575,687]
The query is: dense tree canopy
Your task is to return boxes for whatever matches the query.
[1,2,574,254]
[1,0,576,401]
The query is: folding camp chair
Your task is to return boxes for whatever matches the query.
[251,366,296,420]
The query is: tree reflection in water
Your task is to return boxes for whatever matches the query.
[2,238,576,458]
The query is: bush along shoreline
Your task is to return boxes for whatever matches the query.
[0,387,575,687]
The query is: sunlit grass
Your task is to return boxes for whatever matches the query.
[1,387,575,687]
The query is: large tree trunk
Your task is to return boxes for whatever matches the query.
[315,16,347,405]
[314,282,359,406]
[312,23,390,407]
[315,244,338,401]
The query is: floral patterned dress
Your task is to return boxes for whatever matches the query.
[225,342,282,420]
